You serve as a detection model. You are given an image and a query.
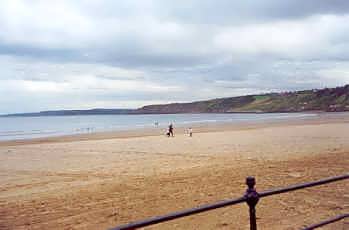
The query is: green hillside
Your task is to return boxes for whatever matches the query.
[138,85,349,113]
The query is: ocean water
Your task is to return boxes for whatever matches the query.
[0,113,317,141]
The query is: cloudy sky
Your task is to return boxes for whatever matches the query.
[1,0,349,114]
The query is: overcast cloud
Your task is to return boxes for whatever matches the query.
[1,0,349,114]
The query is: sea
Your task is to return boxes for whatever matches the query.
[0,113,318,141]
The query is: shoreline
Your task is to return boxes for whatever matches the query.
[1,111,349,147]
[0,110,324,117]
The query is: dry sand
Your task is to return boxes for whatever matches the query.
[0,114,348,229]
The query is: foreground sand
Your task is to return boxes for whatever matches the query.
[0,115,348,229]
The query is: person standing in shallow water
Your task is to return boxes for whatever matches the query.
[168,123,174,137]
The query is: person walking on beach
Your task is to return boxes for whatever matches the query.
[188,127,193,137]
[168,123,174,137]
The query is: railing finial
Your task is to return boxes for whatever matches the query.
[246,176,256,190]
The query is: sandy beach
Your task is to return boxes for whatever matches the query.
[0,114,348,229]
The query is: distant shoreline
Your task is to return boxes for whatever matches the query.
[0,110,329,118]
[2,84,349,117]
[1,111,348,146]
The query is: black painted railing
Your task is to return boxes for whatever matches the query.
[111,173,349,230]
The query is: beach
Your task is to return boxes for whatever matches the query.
[0,114,348,229]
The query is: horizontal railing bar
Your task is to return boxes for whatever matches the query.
[111,173,349,230]
[111,196,246,230]
[302,213,349,230]
[259,173,349,198]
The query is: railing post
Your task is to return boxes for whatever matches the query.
[245,177,259,230]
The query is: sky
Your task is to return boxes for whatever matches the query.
[1,1,349,114]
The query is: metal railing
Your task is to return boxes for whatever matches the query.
[111,173,349,230]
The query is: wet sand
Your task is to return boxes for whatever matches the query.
[0,114,348,229]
